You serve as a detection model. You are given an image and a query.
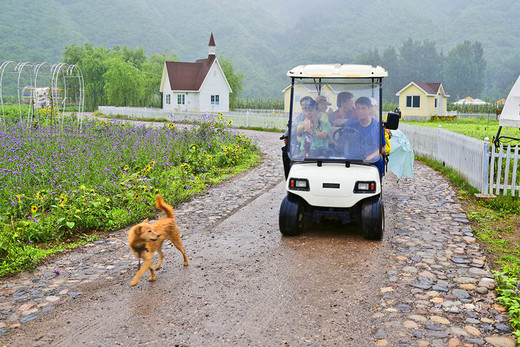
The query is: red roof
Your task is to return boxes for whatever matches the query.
[414,82,441,95]
[165,55,216,91]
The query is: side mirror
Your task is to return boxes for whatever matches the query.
[385,109,400,130]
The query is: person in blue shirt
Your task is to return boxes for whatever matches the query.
[345,96,386,179]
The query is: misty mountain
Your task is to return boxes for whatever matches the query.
[1,0,519,99]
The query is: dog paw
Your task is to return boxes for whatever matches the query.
[148,276,156,282]
[130,281,138,286]
[155,266,162,270]
[183,261,189,266]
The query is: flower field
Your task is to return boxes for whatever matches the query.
[0,114,260,276]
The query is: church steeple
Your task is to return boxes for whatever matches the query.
[208,33,216,56]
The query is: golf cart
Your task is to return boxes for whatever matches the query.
[279,64,400,239]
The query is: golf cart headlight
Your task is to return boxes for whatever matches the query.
[354,181,376,193]
[289,178,310,191]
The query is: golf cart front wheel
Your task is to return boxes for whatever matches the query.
[361,197,384,240]
[279,194,305,236]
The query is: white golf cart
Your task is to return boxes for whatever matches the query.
[279,64,400,239]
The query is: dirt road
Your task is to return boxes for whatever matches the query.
[11,181,390,346]
[1,129,394,346]
[1,128,515,346]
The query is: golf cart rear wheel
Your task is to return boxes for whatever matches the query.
[361,197,384,240]
[279,194,305,236]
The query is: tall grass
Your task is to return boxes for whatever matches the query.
[234,97,284,110]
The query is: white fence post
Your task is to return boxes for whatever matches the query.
[489,143,496,195]
[512,145,519,197]
[495,145,504,196]
[481,138,489,194]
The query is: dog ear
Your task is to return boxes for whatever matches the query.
[141,218,149,224]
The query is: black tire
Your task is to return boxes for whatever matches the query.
[361,197,384,240]
[279,194,305,236]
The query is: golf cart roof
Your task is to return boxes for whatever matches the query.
[287,64,388,78]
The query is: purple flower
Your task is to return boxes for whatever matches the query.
[54,269,60,275]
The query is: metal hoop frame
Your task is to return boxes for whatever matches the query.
[0,61,85,131]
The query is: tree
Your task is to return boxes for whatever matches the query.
[381,46,400,102]
[444,41,486,99]
[63,43,111,109]
[354,49,381,66]
[103,56,142,107]
[63,43,178,108]
[219,56,244,109]
[398,38,444,86]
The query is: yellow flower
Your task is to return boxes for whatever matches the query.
[134,194,140,200]
[145,165,151,172]
[219,115,223,121]
[31,206,37,213]
[16,195,21,203]
[168,122,175,128]
[228,120,233,125]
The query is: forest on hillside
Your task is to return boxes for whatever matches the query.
[1,0,520,101]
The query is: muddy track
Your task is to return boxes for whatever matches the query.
[0,128,516,346]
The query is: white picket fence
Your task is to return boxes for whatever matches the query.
[489,144,520,197]
[399,124,490,193]
[98,106,288,129]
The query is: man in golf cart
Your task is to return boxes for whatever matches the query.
[344,96,386,179]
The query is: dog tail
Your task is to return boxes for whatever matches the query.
[156,195,175,219]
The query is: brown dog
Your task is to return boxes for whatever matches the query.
[128,195,188,286]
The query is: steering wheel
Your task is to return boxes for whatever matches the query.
[331,127,363,157]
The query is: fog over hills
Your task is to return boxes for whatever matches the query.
[1,0,519,99]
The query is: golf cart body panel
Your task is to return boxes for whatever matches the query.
[286,162,380,208]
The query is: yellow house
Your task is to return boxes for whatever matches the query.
[494,98,506,107]
[283,84,337,113]
[396,82,449,119]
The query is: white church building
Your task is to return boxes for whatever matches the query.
[160,33,232,113]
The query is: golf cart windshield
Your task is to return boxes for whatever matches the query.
[288,77,384,164]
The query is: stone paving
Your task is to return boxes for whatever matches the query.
[372,163,517,346]
[0,124,517,346]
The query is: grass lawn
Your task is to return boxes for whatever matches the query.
[402,116,505,141]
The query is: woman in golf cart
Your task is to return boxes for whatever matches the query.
[296,98,331,158]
